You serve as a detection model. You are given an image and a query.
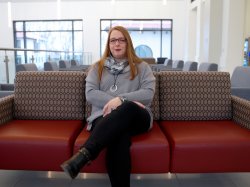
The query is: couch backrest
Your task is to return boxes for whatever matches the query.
[44,62,59,71]
[13,71,232,121]
[231,66,250,88]
[151,72,160,120]
[141,57,156,64]
[198,62,218,72]
[59,60,71,69]
[159,71,232,120]
[172,60,184,69]
[14,71,85,120]
[16,63,38,72]
[183,61,198,71]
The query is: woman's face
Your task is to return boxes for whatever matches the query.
[109,30,127,59]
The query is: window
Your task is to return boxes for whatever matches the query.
[135,45,153,57]
[100,19,172,60]
[13,20,83,69]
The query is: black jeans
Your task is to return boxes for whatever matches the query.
[84,101,151,187]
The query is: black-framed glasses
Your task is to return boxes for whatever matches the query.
[109,38,127,45]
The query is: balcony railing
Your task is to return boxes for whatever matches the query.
[0,47,92,84]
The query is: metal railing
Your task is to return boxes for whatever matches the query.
[0,47,92,83]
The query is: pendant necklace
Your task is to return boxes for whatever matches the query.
[110,74,119,92]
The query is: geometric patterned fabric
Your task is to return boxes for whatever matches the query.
[232,95,250,129]
[150,72,160,120]
[14,71,85,120]
[0,95,14,125]
[11,71,235,121]
[159,71,232,120]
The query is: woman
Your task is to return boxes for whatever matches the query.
[61,26,155,187]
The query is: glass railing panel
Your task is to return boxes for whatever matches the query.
[0,50,16,84]
[0,48,92,84]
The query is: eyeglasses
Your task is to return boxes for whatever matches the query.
[109,38,127,45]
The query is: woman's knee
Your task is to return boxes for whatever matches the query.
[119,101,140,112]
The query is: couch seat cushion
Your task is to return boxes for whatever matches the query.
[74,121,170,173]
[160,120,250,173]
[0,120,83,171]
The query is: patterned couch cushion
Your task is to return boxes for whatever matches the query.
[0,95,14,125]
[14,71,85,120]
[151,72,160,120]
[159,71,232,120]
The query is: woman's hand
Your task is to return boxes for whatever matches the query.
[103,97,122,117]
[103,98,146,117]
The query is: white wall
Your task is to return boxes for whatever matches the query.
[220,0,245,74]
[186,0,246,75]
[1,0,248,83]
[208,0,223,65]
[0,0,187,83]
[245,0,250,38]
[0,0,187,62]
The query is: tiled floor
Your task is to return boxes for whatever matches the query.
[1,170,250,187]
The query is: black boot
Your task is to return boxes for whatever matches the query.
[61,147,91,179]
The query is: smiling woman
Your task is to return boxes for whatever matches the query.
[61,26,156,187]
[109,30,127,59]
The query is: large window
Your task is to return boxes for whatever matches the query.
[100,19,172,60]
[13,20,83,69]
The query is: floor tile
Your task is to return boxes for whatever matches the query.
[13,178,71,187]
[221,173,250,187]
[176,173,236,187]
[1,170,250,187]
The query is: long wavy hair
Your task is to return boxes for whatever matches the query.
[96,26,142,80]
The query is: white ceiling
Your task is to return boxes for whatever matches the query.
[0,0,183,2]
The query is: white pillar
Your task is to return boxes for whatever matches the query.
[219,0,245,74]
[207,0,223,65]
[185,0,203,63]
[194,0,203,62]
[184,4,197,61]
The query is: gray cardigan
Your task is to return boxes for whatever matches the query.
[85,61,156,130]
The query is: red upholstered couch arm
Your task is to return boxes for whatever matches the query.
[232,95,250,129]
[0,95,14,126]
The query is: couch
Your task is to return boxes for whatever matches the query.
[0,83,14,98]
[141,57,156,64]
[172,60,184,71]
[231,66,250,101]
[44,62,59,71]
[198,62,218,71]
[150,59,173,72]
[182,61,198,71]
[16,63,38,72]
[0,71,250,175]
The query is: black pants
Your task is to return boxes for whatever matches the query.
[84,101,151,187]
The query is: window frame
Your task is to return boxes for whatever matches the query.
[13,19,83,65]
[100,19,173,59]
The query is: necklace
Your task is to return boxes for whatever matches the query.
[110,74,119,92]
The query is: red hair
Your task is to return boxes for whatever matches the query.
[96,26,142,80]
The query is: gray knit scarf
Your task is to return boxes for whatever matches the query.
[104,56,129,75]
